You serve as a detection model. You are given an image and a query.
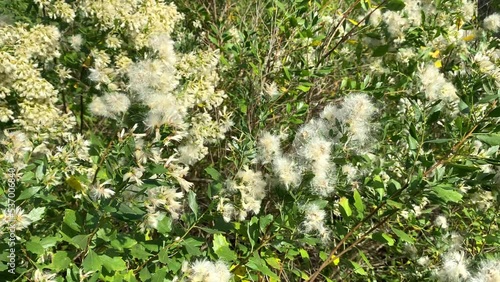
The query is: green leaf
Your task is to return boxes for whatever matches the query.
[40,236,60,248]
[188,190,199,219]
[157,216,172,234]
[458,100,469,113]
[431,185,463,203]
[474,133,500,146]
[319,251,328,261]
[26,207,45,222]
[82,250,102,272]
[283,66,291,80]
[297,84,311,92]
[488,106,500,117]
[205,166,221,181]
[340,78,348,89]
[350,260,368,276]
[485,234,499,245]
[165,257,182,273]
[299,249,310,260]
[247,253,279,280]
[71,235,90,250]
[372,232,395,246]
[51,251,71,272]
[408,135,418,150]
[274,0,286,12]
[18,186,42,200]
[339,197,352,217]
[151,268,167,282]
[382,233,395,246]
[372,44,390,57]
[21,171,35,182]
[259,214,274,233]
[149,165,168,174]
[123,270,138,282]
[386,0,406,11]
[449,163,480,173]
[386,200,403,209]
[353,190,365,218]
[158,249,169,264]
[139,268,151,281]
[158,248,170,264]
[425,138,453,144]
[63,209,81,232]
[239,102,248,113]
[391,227,415,244]
[35,163,45,181]
[115,203,146,221]
[182,238,203,256]
[130,245,151,260]
[100,255,127,272]
[110,235,137,251]
[358,250,373,268]
[26,241,44,255]
[213,234,237,262]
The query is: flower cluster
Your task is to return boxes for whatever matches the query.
[69,0,232,229]
[220,93,376,244]
[418,64,459,106]
[176,259,231,282]
[436,252,500,282]
[301,203,331,244]
[0,23,76,141]
[219,167,267,222]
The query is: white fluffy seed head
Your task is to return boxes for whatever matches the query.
[69,34,83,50]
[273,156,301,189]
[187,259,232,282]
[437,251,470,281]
[470,259,500,282]
[484,13,500,32]
[434,215,448,229]
[258,131,281,164]
[89,96,112,118]
[263,81,280,98]
[102,92,130,114]
[302,137,331,161]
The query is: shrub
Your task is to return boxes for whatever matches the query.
[0,0,499,281]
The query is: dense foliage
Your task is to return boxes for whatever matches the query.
[0,0,499,281]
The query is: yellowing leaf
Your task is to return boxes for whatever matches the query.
[312,40,322,47]
[331,255,340,265]
[83,56,92,68]
[463,34,476,41]
[66,176,83,192]
[434,60,442,68]
[348,18,359,25]
[265,257,282,270]
[430,50,440,58]
[231,265,246,279]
